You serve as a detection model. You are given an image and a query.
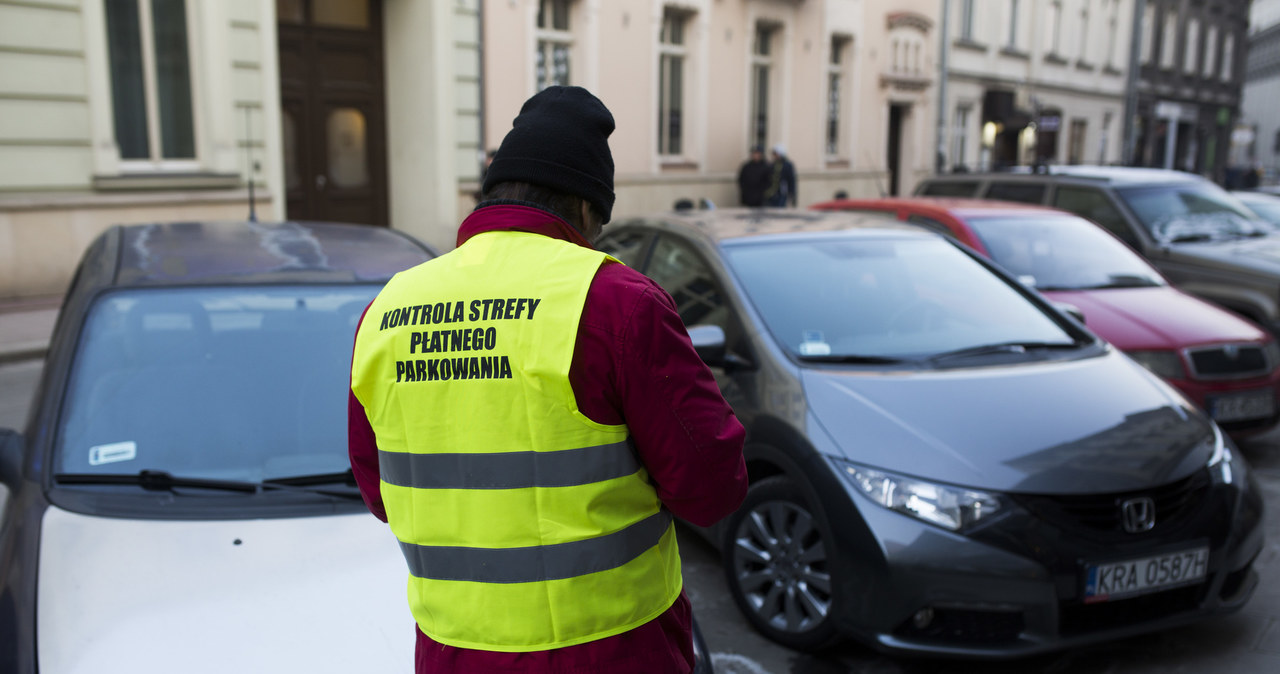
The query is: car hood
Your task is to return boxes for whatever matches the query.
[1166,235,1280,277]
[1043,287,1265,350]
[803,350,1214,495]
[37,507,412,674]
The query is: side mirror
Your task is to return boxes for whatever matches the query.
[0,428,24,488]
[687,324,727,364]
[1054,302,1086,325]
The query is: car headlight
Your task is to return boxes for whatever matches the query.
[1206,424,1235,485]
[836,461,1002,531]
[1264,339,1280,370]
[1126,349,1186,379]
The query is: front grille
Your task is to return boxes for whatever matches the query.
[1059,584,1205,635]
[1187,344,1271,379]
[1014,470,1210,536]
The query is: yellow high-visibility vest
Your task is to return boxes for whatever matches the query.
[350,230,682,652]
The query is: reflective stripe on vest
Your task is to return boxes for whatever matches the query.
[398,510,672,583]
[349,230,683,652]
[377,439,639,489]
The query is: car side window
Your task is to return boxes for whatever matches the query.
[918,181,980,197]
[986,182,1047,204]
[645,236,728,330]
[596,229,652,268]
[1053,187,1138,247]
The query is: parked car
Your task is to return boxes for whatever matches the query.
[596,208,1263,659]
[1232,190,1280,226]
[914,166,1280,334]
[811,197,1280,440]
[0,221,435,673]
[0,220,721,674]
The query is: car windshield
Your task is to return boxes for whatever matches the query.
[722,234,1076,360]
[965,214,1165,291]
[56,286,376,482]
[1116,182,1272,243]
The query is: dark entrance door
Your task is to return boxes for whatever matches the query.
[887,104,907,196]
[277,0,388,225]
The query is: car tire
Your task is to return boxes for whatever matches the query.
[722,475,843,651]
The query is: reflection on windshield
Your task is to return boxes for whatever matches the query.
[1117,183,1272,243]
[965,215,1164,290]
[723,235,1074,360]
[57,286,378,483]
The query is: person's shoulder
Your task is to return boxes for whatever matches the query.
[595,258,665,295]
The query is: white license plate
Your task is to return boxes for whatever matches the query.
[1084,547,1209,603]
[1208,390,1275,422]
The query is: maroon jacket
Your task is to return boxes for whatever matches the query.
[348,204,748,673]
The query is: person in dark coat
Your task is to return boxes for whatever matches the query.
[764,143,797,207]
[736,145,771,207]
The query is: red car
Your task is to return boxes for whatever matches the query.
[812,196,1280,439]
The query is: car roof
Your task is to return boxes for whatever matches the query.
[923,165,1207,186]
[615,207,925,245]
[102,220,436,289]
[812,196,1072,220]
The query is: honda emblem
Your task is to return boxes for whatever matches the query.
[1121,497,1156,533]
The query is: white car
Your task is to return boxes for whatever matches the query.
[0,220,435,673]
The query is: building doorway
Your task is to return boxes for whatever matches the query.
[887,104,908,196]
[277,0,388,225]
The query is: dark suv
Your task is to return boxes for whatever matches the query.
[915,166,1280,333]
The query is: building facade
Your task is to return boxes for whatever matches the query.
[939,0,1133,174]
[480,0,941,214]
[1238,0,1280,183]
[1128,0,1251,181]
[0,0,479,301]
[1,0,945,302]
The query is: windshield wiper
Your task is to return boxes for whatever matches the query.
[927,341,1078,363]
[796,353,911,364]
[1166,233,1214,243]
[263,468,356,488]
[1068,274,1162,290]
[54,469,362,499]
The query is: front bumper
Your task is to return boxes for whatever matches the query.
[824,464,1265,659]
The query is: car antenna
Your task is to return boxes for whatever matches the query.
[244,106,258,223]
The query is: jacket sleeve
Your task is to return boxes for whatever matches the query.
[598,275,748,527]
[348,304,387,522]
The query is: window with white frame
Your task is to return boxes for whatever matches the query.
[1007,0,1020,49]
[1161,9,1178,69]
[952,105,971,170]
[1077,2,1090,61]
[536,0,572,90]
[826,35,850,157]
[1184,18,1199,74]
[751,23,777,151]
[1046,1,1063,56]
[1203,25,1218,77]
[658,7,689,157]
[1106,0,1119,68]
[1140,3,1155,64]
[104,0,196,166]
[959,0,976,41]
[1222,33,1235,81]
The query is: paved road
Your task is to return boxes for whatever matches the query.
[3,358,1278,673]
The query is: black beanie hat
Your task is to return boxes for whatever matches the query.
[482,86,616,223]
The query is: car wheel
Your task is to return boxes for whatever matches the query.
[722,475,842,651]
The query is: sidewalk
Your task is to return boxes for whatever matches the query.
[0,296,61,364]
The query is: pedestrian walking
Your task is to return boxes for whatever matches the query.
[348,85,748,674]
[764,143,797,207]
[737,145,771,207]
